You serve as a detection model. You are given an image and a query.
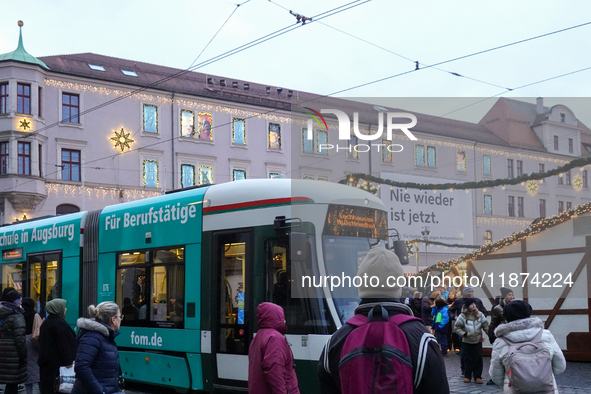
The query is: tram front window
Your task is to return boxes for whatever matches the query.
[323,236,377,325]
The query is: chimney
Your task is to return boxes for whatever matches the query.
[536,97,544,114]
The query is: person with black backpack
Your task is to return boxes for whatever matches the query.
[318,248,449,394]
[489,300,566,394]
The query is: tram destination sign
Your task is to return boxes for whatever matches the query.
[2,247,23,261]
[323,204,387,239]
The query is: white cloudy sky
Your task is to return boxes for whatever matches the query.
[2,0,591,124]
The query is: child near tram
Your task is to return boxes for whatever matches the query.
[248,302,300,394]
[318,248,449,394]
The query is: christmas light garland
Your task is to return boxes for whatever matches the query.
[342,156,591,191]
[415,202,591,277]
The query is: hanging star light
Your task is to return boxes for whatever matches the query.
[110,128,134,152]
[573,175,584,191]
[19,119,31,131]
[526,179,539,196]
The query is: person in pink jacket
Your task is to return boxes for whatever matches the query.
[248,302,300,394]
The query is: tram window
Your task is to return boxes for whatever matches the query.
[267,238,333,335]
[219,239,248,355]
[1,263,24,294]
[26,252,61,316]
[116,247,185,329]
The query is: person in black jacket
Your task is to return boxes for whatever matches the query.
[72,302,122,394]
[318,248,449,394]
[37,298,77,394]
[0,290,27,394]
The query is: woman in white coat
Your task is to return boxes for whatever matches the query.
[489,300,566,394]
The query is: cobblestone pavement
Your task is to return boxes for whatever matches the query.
[5,355,591,393]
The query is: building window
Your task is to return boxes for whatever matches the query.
[558,201,564,214]
[180,110,195,137]
[38,87,42,117]
[38,144,42,178]
[143,160,158,188]
[484,195,493,215]
[198,165,213,185]
[569,138,574,153]
[116,247,185,329]
[233,169,246,181]
[197,112,212,140]
[0,142,8,174]
[517,197,524,217]
[554,135,559,150]
[457,151,466,172]
[484,230,493,246]
[506,159,514,178]
[565,170,571,185]
[558,173,564,185]
[268,123,281,149]
[566,202,572,211]
[516,160,523,177]
[232,118,246,145]
[0,82,8,113]
[427,146,436,168]
[302,128,313,153]
[17,83,31,115]
[347,135,358,159]
[382,140,392,162]
[483,155,491,175]
[181,164,195,188]
[539,199,546,218]
[317,131,328,155]
[415,145,424,166]
[56,204,80,215]
[61,149,81,181]
[583,170,588,188]
[539,163,545,173]
[62,93,79,123]
[18,142,31,175]
[143,104,158,133]
[508,196,515,217]
[269,172,280,178]
[560,113,566,123]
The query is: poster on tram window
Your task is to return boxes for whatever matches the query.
[379,172,474,246]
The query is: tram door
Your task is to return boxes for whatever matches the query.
[212,230,252,387]
[26,251,61,317]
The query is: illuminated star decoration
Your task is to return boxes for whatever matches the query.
[573,175,584,192]
[525,179,539,196]
[19,119,31,131]
[110,128,134,152]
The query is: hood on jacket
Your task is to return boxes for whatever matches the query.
[257,302,287,334]
[494,316,544,342]
[0,301,23,319]
[77,317,119,339]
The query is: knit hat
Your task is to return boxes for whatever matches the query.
[0,287,16,301]
[46,298,67,319]
[357,248,403,299]
[463,298,476,308]
[4,290,22,304]
[500,287,513,299]
[504,300,532,322]
[463,286,475,294]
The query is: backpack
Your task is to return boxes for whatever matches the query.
[338,305,418,394]
[505,328,554,393]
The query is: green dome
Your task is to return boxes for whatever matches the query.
[0,23,49,69]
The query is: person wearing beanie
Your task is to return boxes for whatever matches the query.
[319,248,449,394]
[1,286,17,301]
[22,297,42,394]
[0,290,28,394]
[454,298,489,384]
[431,298,450,357]
[38,299,77,394]
[489,301,566,393]
[488,288,515,344]
[421,290,440,330]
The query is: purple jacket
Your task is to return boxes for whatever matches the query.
[248,302,300,394]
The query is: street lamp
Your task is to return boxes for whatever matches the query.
[421,226,431,268]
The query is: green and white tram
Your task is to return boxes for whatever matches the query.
[0,179,388,393]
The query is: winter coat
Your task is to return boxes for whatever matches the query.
[431,305,449,332]
[0,301,28,384]
[488,301,506,344]
[38,314,77,376]
[489,317,566,394]
[409,298,422,318]
[318,300,450,394]
[248,302,299,394]
[25,334,40,383]
[447,296,488,321]
[71,318,121,394]
[454,305,489,344]
[420,296,434,326]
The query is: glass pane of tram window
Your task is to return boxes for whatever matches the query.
[152,248,185,328]
[1,263,24,297]
[220,241,246,354]
[117,266,147,324]
[29,258,42,311]
[45,253,61,302]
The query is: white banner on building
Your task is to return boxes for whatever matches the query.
[379,172,474,245]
